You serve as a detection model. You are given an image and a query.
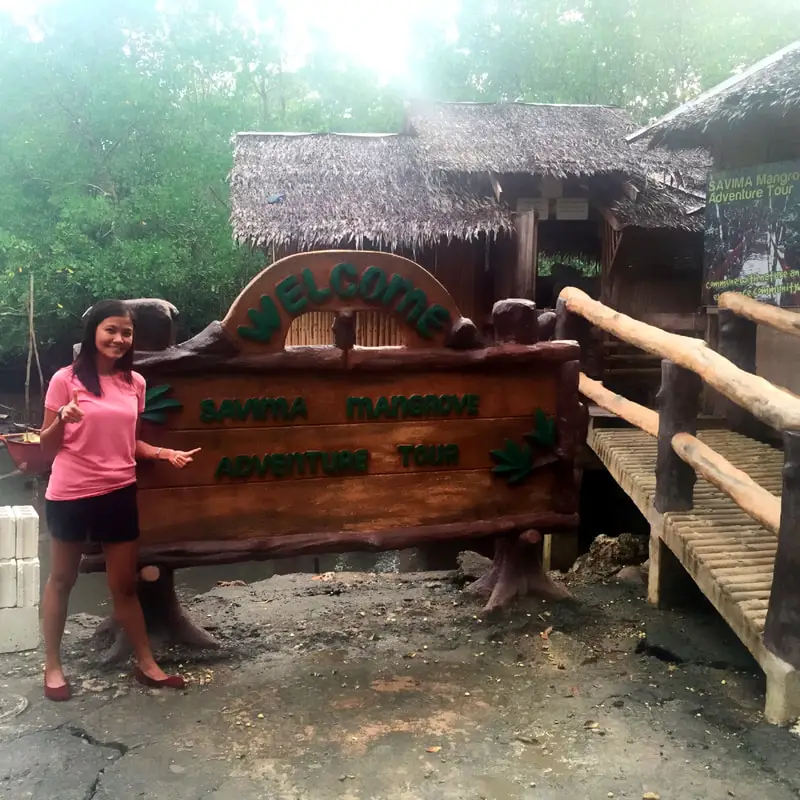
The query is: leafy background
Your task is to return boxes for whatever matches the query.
[0,0,798,378]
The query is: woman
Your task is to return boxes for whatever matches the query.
[40,299,200,701]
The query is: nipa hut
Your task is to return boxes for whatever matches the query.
[230,131,511,345]
[629,39,800,395]
[230,102,707,382]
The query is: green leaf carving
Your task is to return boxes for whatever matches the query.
[238,294,281,343]
[524,408,557,448]
[490,439,535,486]
[490,408,558,486]
[142,384,182,425]
[145,384,172,404]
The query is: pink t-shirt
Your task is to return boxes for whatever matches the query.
[44,366,146,501]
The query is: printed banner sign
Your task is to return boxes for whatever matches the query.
[704,160,800,306]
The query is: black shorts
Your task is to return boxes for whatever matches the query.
[45,483,140,544]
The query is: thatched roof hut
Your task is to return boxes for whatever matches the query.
[629,40,800,151]
[230,132,511,251]
[405,101,640,178]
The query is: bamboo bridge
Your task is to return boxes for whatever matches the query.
[557,288,800,725]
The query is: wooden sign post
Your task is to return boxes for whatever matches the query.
[81,251,585,657]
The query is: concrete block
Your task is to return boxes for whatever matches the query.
[0,559,16,608]
[16,557,39,608]
[0,507,15,559]
[0,606,40,653]
[13,506,39,560]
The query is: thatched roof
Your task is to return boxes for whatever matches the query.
[230,104,713,249]
[629,41,800,149]
[406,101,640,178]
[609,182,706,232]
[633,142,710,194]
[230,132,512,250]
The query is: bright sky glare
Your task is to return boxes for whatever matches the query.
[0,0,461,83]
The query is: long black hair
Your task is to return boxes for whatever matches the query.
[73,300,136,396]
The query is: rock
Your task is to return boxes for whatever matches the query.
[82,678,112,693]
[456,551,492,583]
[570,534,648,579]
[616,566,646,585]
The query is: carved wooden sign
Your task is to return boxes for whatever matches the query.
[222,250,464,352]
[126,251,584,566]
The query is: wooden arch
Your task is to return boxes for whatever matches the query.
[222,250,464,353]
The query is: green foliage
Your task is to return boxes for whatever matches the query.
[0,0,797,365]
[538,253,602,278]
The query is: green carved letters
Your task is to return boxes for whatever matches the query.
[397,444,460,468]
[215,449,369,480]
[330,262,358,299]
[347,394,479,421]
[237,262,452,343]
[201,396,308,423]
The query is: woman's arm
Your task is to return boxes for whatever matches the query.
[135,422,200,468]
[39,389,83,460]
[39,408,65,461]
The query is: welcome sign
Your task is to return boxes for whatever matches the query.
[132,251,583,561]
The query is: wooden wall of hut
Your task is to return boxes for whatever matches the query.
[606,229,703,322]
[600,228,704,404]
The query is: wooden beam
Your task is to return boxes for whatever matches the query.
[514,208,537,300]
[78,511,580,572]
[560,287,800,431]
[765,431,800,667]
[717,307,761,437]
[655,361,702,513]
[489,172,503,203]
[596,204,623,232]
[621,181,639,201]
[719,292,800,339]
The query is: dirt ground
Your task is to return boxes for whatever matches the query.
[2,561,800,800]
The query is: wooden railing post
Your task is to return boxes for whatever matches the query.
[763,430,800,668]
[717,308,761,437]
[555,297,589,343]
[555,297,594,374]
[654,359,702,513]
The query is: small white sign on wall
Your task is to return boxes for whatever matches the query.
[555,198,589,221]
[517,198,550,220]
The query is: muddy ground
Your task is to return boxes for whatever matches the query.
[2,561,800,800]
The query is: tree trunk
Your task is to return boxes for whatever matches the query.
[93,567,220,664]
[464,530,571,612]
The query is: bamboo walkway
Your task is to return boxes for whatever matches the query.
[588,425,797,718]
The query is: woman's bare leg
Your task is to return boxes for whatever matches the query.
[103,540,167,681]
[42,538,84,688]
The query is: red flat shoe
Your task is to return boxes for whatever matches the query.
[133,666,186,690]
[44,678,72,702]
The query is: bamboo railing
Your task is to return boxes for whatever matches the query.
[578,374,781,534]
[718,291,800,339]
[557,287,800,670]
